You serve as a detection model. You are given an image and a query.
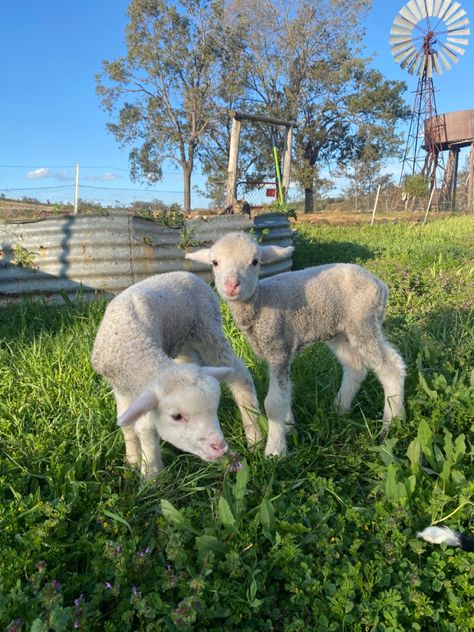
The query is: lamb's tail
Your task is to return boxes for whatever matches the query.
[417,526,474,552]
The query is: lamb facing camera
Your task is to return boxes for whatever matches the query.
[186,232,406,457]
[92,271,261,479]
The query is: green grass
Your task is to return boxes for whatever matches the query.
[1,216,473,631]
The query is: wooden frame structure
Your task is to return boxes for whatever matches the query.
[226,110,297,207]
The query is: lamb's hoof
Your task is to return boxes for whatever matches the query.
[264,438,287,458]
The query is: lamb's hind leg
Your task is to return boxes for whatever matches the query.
[348,327,406,432]
[195,337,263,448]
[327,334,368,414]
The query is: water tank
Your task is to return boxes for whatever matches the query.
[425,109,474,150]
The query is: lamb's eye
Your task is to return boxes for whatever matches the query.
[171,413,183,421]
[212,260,219,267]
[251,259,259,266]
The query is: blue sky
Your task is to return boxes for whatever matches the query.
[0,0,472,207]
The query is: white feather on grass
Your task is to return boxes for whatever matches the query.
[417,526,463,547]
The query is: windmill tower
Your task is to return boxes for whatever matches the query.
[390,0,470,209]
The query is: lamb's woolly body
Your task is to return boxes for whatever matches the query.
[92,271,261,478]
[229,264,388,360]
[93,273,224,394]
[186,232,406,456]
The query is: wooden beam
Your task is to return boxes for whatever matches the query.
[226,117,241,207]
[229,110,297,128]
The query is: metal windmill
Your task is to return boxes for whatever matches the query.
[390,0,470,209]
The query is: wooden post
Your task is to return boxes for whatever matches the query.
[74,163,79,214]
[468,141,474,212]
[450,147,460,212]
[423,185,436,225]
[226,117,241,207]
[281,126,293,202]
[370,184,381,226]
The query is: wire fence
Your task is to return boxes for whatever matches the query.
[0,164,304,221]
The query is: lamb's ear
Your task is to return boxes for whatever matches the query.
[259,244,294,264]
[185,248,211,264]
[117,389,159,427]
[202,366,233,382]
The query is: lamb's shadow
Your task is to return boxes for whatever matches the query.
[292,232,376,270]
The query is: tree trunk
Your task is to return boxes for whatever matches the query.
[183,167,191,214]
[304,187,313,214]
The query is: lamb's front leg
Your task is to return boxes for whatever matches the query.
[264,363,293,457]
[114,389,140,468]
[196,338,262,448]
[135,414,163,480]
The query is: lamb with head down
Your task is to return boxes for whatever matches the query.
[186,232,406,457]
[92,271,261,479]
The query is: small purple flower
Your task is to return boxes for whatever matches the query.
[104,581,113,590]
[144,546,152,554]
[73,621,81,629]
[7,619,23,632]
[51,580,62,591]
[74,593,84,608]
[131,585,139,596]
[228,452,243,473]
[114,545,123,556]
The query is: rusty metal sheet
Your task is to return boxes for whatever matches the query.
[425,109,474,149]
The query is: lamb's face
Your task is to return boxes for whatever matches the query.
[209,233,261,302]
[154,367,228,462]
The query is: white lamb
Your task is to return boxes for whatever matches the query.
[186,232,406,457]
[91,271,261,479]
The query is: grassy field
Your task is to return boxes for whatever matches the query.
[0,217,473,631]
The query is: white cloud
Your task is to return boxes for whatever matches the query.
[26,167,51,180]
[82,172,120,182]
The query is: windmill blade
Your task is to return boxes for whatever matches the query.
[447,36,469,45]
[433,0,444,16]
[426,54,434,77]
[393,14,417,30]
[395,45,418,64]
[413,0,429,18]
[445,8,467,26]
[441,2,462,24]
[441,43,461,62]
[437,47,453,69]
[409,50,426,74]
[448,24,470,34]
[390,25,413,36]
[432,51,443,74]
[444,41,467,54]
[437,0,455,21]
[401,47,420,69]
[425,0,436,16]
[407,50,423,74]
[390,34,415,44]
[407,0,425,22]
[400,4,420,24]
[391,41,416,54]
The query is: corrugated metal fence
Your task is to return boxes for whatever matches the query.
[0,212,293,302]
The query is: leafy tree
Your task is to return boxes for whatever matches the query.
[201,0,410,212]
[96,0,226,213]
